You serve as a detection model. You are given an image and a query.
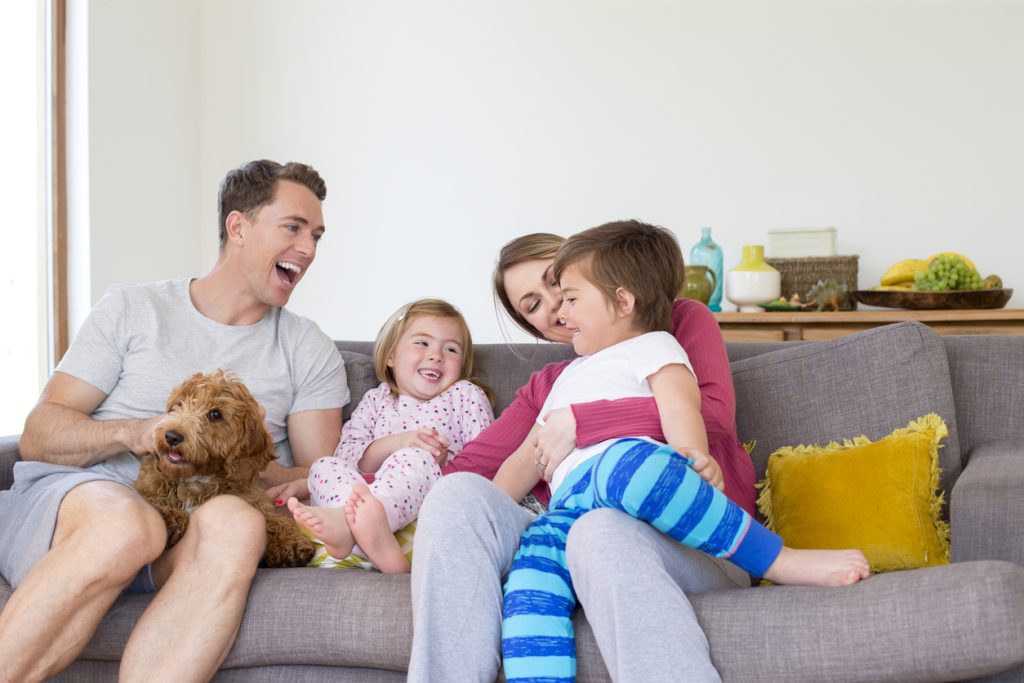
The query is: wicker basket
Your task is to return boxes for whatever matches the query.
[765,255,860,310]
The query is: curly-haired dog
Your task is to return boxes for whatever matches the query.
[135,370,315,568]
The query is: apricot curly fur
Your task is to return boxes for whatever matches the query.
[134,370,315,567]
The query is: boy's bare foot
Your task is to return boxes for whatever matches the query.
[286,497,355,560]
[762,547,870,587]
[346,483,410,574]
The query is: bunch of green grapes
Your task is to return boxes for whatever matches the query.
[912,255,983,291]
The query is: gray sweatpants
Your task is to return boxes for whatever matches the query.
[408,472,749,682]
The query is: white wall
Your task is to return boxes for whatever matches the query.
[82,0,1024,342]
[69,0,202,334]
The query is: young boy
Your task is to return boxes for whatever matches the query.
[494,220,869,683]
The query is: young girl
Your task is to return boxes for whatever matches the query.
[287,299,493,573]
[494,221,869,682]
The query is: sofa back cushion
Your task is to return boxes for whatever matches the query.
[727,341,801,363]
[942,335,1024,456]
[335,341,575,417]
[338,351,377,422]
[730,321,963,496]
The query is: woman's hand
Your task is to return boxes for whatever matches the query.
[494,423,545,501]
[534,407,577,482]
[677,447,724,491]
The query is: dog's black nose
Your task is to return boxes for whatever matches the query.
[164,430,183,447]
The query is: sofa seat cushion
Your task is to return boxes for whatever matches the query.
[730,322,962,497]
[23,559,1022,681]
[758,413,951,572]
[20,567,609,678]
[692,560,1024,683]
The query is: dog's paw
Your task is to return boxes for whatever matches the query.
[164,509,189,549]
[264,535,316,568]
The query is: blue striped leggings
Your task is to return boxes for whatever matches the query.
[501,438,783,683]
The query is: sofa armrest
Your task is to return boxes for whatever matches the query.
[1,434,21,492]
[950,440,1024,564]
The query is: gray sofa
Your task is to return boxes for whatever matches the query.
[2,321,1024,682]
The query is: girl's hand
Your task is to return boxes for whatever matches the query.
[678,447,724,491]
[361,429,452,473]
[266,478,310,509]
[400,427,451,465]
[534,408,577,482]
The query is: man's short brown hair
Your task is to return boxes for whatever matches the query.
[552,220,684,333]
[217,160,327,248]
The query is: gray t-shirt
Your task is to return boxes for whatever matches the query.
[47,277,348,483]
[0,278,348,588]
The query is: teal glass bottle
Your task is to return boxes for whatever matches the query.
[689,227,724,311]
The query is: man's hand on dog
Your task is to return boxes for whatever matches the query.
[127,413,167,457]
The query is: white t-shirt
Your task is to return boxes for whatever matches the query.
[539,331,694,492]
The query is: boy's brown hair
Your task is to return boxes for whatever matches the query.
[552,220,684,333]
[217,160,327,249]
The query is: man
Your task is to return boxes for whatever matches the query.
[0,159,348,682]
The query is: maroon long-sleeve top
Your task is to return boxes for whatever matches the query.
[442,298,756,516]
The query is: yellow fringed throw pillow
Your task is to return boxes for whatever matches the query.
[756,413,950,573]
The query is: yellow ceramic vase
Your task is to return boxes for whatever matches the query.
[725,245,781,312]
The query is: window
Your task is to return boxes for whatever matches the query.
[0,0,65,436]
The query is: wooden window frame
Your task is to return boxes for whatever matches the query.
[48,0,68,365]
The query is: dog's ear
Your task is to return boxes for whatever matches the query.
[225,384,276,485]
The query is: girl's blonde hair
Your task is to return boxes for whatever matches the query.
[492,233,566,340]
[372,299,492,405]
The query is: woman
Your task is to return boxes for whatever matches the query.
[408,233,755,682]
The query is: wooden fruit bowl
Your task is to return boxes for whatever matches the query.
[853,288,1013,310]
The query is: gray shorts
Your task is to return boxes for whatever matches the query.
[0,461,156,593]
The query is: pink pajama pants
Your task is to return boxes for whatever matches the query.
[308,447,442,532]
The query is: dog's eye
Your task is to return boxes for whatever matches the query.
[207,409,222,422]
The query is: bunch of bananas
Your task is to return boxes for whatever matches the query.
[874,253,1002,292]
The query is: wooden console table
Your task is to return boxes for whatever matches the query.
[714,309,1024,343]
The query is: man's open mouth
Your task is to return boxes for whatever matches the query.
[276,261,302,285]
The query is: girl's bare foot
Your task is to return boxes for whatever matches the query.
[286,497,355,560]
[346,483,410,574]
[762,547,870,587]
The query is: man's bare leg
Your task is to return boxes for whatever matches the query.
[119,495,266,683]
[0,482,166,683]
